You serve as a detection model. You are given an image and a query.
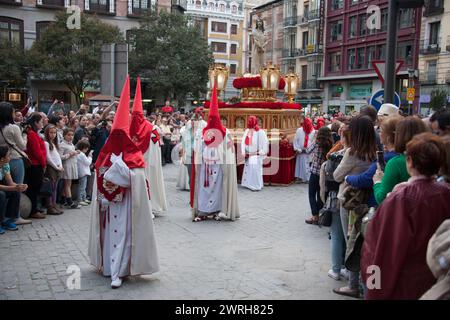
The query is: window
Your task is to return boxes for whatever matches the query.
[231,24,237,35]
[348,49,356,70]
[356,47,365,69]
[366,46,376,69]
[397,41,413,65]
[302,31,308,49]
[36,21,52,42]
[211,41,226,53]
[195,0,201,8]
[381,9,388,32]
[0,18,23,48]
[230,64,237,74]
[232,5,237,14]
[219,3,225,12]
[427,60,437,81]
[331,0,343,10]
[329,52,341,72]
[378,44,386,60]
[38,0,65,7]
[359,15,366,36]
[211,21,227,33]
[429,22,440,45]
[349,16,357,38]
[230,43,237,54]
[126,29,137,51]
[88,0,111,13]
[398,9,414,29]
[330,20,342,41]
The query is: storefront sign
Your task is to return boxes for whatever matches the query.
[349,83,372,99]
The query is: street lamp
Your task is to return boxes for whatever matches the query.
[284,72,299,103]
[208,65,229,99]
[260,63,281,102]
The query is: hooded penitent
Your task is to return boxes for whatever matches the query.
[130,76,153,153]
[202,84,226,148]
[245,116,260,147]
[95,76,145,202]
[302,117,314,148]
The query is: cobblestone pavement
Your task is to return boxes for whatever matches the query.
[0,164,350,300]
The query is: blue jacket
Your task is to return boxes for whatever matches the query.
[346,151,398,207]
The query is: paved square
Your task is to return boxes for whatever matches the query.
[0,164,349,300]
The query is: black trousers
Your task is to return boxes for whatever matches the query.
[162,137,172,164]
[25,165,44,214]
[308,173,324,216]
[0,190,20,222]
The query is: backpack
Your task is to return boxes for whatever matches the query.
[324,153,343,192]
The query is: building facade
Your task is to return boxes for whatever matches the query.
[418,0,450,115]
[282,0,324,114]
[0,0,179,107]
[320,0,421,115]
[186,0,244,99]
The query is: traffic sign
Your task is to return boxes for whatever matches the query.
[407,88,415,102]
[372,60,404,85]
[369,89,401,111]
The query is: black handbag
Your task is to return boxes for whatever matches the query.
[318,191,339,227]
[318,208,332,227]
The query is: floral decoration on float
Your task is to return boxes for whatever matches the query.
[203,101,301,110]
[232,76,286,90]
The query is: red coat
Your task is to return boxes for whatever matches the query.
[26,129,46,168]
[361,177,450,300]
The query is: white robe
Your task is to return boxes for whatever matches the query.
[145,127,168,215]
[198,145,223,214]
[176,125,191,191]
[241,129,269,191]
[191,129,240,221]
[88,161,159,278]
[293,128,316,181]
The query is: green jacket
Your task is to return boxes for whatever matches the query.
[373,154,410,205]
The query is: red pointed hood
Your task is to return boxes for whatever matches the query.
[96,75,145,171]
[130,76,153,153]
[203,84,226,147]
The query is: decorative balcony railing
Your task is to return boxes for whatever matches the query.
[36,0,69,7]
[420,38,441,55]
[423,0,444,17]
[283,16,297,27]
[300,79,321,90]
[186,3,243,16]
[85,0,115,15]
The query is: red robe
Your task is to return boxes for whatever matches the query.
[361,177,450,299]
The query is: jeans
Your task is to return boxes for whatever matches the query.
[340,206,349,243]
[308,173,323,216]
[9,158,25,184]
[0,190,21,223]
[330,211,346,274]
[78,176,88,202]
[25,165,44,214]
[348,271,360,290]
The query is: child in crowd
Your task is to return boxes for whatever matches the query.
[44,125,64,215]
[59,128,80,209]
[76,139,92,206]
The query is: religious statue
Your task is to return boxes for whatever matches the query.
[251,17,268,74]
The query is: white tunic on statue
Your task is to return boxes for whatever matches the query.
[197,143,223,214]
[241,129,269,191]
[293,128,316,181]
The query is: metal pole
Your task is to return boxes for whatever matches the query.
[384,0,398,104]
[110,44,115,103]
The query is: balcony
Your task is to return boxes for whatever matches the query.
[172,0,187,14]
[283,16,297,27]
[300,79,321,90]
[85,0,114,15]
[36,0,67,8]
[304,44,323,55]
[186,3,243,17]
[423,0,444,17]
[420,38,441,55]
[282,49,297,58]
[0,0,22,5]
[420,71,437,84]
[305,9,320,22]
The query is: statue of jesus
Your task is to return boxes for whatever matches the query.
[251,17,268,74]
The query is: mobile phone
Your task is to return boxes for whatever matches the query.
[377,151,386,171]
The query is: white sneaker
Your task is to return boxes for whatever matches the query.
[79,201,89,206]
[340,268,349,280]
[111,278,122,289]
[328,269,341,281]
[15,217,32,225]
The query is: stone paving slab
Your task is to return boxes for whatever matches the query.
[0,164,350,300]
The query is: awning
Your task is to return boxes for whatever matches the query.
[296,99,323,104]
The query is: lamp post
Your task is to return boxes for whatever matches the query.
[208,65,229,100]
[284,72,299,103]
[260,63,281,102]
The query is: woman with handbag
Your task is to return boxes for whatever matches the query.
[0,102,31,225]
[44,125,64,215]
[332,115,377,298]
[24,113,47,219]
